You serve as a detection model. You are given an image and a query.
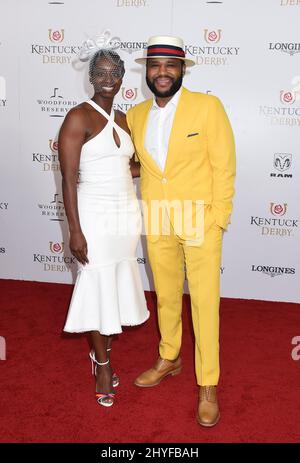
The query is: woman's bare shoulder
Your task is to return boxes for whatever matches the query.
[63,102,92,125]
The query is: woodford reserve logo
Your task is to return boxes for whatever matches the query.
[116,0,148,6]
[31,29,80,64]
[37,194,65,222]
[0,202,8,211]
[280,0,300,6]
[185,29,240,66]
[33,241,75,272]
[32,137,60,172]
[36,88,77,117]
[250,203,298,237]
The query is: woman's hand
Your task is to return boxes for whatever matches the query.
[69,230,89,265]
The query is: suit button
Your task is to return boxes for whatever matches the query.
[161,178,167,184]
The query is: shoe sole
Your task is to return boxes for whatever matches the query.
[196,412,220,427]
[134,366,182,387]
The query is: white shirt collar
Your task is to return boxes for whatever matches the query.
[152,86,182,110]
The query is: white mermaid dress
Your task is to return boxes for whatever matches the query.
[64,100,149,335]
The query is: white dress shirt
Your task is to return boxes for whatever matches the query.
[145,87,182,172]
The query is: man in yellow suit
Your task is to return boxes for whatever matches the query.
[126,35,236,427]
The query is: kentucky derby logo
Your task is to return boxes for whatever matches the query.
[48,29,65,43]
[49,242,64,254]
[121,88,138,101]
[49,139,59,152]
[280,90,296,104]
[204,29,221,43]
[274,153,292,172]
[270,203,287,216]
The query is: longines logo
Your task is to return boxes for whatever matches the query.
[116,0,148,5]
[137,257,146,264]
[185,29,240,66]
[269,42,300,56]
[250,203,298,237]
[251,265,296,277]
[38,194,65,222]
[31,29,81,64]
[110,40,147,54]
[36,88,77,117]
[270,153,293,178]
[259,88,300,126]
[33,241,75,272]
[32,137,60,172]
[0,202,8,210]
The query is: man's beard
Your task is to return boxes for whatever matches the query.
[146,72,183,98]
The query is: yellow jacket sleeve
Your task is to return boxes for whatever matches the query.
[207,96,236,229]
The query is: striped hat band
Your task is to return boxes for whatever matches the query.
[147,44,186,59]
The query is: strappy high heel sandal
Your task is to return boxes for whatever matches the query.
[107,347,119,388]
[89,353,115,407]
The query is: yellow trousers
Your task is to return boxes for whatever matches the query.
[146,222,223,386]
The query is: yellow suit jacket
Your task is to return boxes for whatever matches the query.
[126,87,236,242]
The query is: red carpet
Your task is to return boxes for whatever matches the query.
[0,279,299,443]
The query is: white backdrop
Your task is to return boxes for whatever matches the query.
[0,0,299,302]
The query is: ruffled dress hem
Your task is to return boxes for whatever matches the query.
[63,311,150,336]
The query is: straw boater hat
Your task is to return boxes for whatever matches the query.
[135,35,195,67]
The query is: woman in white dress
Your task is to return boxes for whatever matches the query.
[58,48,149,407]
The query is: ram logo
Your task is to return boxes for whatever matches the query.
[274,153,292,172]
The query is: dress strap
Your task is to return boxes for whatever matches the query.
[86,99,127,136]
[86,100,113,122]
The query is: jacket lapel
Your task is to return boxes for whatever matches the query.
[164,87,194,174]
[138,87,197,176]
[138,100,163,176]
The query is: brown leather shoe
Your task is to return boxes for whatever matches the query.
[134,357,182,387]
[196,386,220,427]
